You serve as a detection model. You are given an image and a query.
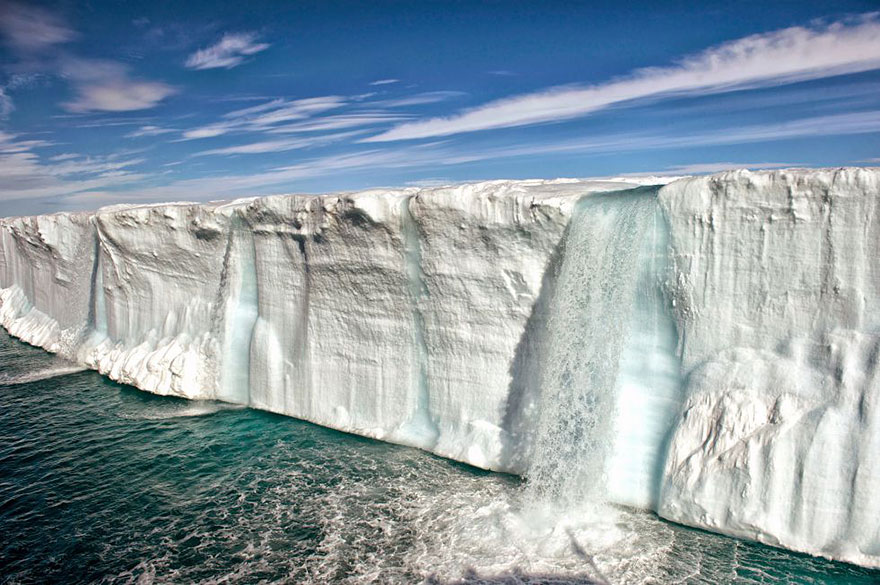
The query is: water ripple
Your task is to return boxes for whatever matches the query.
[0,330,877,584]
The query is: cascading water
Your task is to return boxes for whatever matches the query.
[217,222,259,405]
[526,187,659,507]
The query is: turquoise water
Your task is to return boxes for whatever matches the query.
[1,331,879,584]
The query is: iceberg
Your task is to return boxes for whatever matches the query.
[1,168,878,568]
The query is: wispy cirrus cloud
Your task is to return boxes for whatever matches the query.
[369,79,399,86]
[366,13,880,142]
[125,125,178,138]
[180,123,235,140]
[180,96,348,139]
[0,131,145,204]
[126,108,880,205]
[185,32,270,70]
[44,109,838,209]
[238,96,346,125]
[178,90,460,142]
[617,162,799,177]
[0,88,13,118]
[178,91,460,143]
[191,130,363,157]
[267,113,412,134]
[372,91,466,108]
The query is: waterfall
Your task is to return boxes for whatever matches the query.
[217,223,259,405]
[526,187,659,507]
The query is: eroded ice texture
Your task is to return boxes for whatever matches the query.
[1,169,879,568]
[658,168,880,568]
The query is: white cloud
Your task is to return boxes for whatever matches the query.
[0,2,74,53]
[60,108,878,209]
[369,79,399,86]
[125,125,177,138]
[60,58,176,113]
[78,147,439,205]
[267,113,411,134]
[64,81,176,113]
[622,162,798,176]
[46,154,145,176]
[191,131,362,157]
[180,96,347,139]
[496,111,880,167]
[423,110,880,164]
[222,98,286,118]
[0,132,145,203]
[366,14,880,141]
[179,91,459,143]
[374,91,466,108]
[180,123,235,140]
[185,32,270,70]
[245,96,346,125]
[5,72,48,90]
[0,87,13,118]
[49,153,79,162]
[0,5,174,115]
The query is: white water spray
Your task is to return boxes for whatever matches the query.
[0,364,87,385]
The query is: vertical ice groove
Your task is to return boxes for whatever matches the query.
[87,223,108,337]
[85,226,100,331]
[399,195,440,448]
[526,187,658,507]
[294,232,313,416]
[216,216,259,405]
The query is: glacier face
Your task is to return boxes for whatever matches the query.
[1,169,879,568]
[658,169,880,567]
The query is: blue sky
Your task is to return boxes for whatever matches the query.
[0,0,878,216]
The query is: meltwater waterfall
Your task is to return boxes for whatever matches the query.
[526,187,659,507]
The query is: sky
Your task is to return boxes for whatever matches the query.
[0,0,879,216]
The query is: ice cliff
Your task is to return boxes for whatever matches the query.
[1,169,878,568]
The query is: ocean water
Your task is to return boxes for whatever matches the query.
[1,331,879,585]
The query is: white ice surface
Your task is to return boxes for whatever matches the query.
[2,170,879,568]
[657,168,880,568]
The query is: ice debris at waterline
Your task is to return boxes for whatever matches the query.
[1,169,879,568]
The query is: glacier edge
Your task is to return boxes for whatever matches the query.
[1,169,879,569]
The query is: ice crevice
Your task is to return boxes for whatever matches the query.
[2,169,880,568]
